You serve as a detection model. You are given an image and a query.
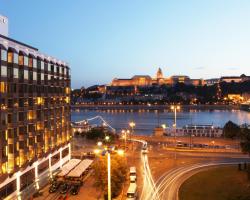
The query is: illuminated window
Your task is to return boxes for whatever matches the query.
[1,49,7,61]
[65,87,70,95]
[7,52,13,63]
[1,65,7,77]
[28,57,33,67]
[65,97,70,103]
[18,55,24,65]
[0,82,7,93]
[36,97,44,105]
[28,110,36,120]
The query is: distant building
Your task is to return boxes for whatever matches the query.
[110,68,204,87]
[220,74,250,83]
[205,78,220,86]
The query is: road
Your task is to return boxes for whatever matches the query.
[130,139,160,200]
[153,159,250,200]
[130,137,250,200]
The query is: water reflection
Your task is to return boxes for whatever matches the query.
[71,109,250,135]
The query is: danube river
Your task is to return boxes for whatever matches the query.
[71,109,250,135]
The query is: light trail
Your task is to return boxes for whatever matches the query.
[153,161,249,200]
[131,139,160,200]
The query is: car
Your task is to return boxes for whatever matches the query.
[70,185,80,195]
[49,182,61,193]
[141,145,148,154]
[60,183,69,194]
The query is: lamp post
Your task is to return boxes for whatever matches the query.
[107,152,111,200]
[129,122,135,151]
[94,137,124,200]
[170,105,180,159]
[122,129,130,152]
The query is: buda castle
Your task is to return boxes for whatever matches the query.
[110,68,204,87]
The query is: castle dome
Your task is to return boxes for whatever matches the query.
[156,68,163,79]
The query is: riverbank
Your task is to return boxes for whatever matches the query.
[71,104,239,111]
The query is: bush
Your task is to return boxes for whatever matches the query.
[222,121,241,139]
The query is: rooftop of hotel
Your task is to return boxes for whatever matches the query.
[0,33,68,66]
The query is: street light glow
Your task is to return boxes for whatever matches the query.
[129,121,136,128]
[97,141,103,146]
[117,149,124,156]
[94,149,100,154]
[105,136,110,141]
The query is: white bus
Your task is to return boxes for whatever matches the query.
[129,167,137,182]
[126,183,138,200]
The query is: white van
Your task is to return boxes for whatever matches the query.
[126,183,138,200]
[129,167,137,182]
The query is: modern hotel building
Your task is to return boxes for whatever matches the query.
[0,15,71,199]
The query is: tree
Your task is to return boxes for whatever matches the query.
[222,121,241,139]
[93,154,127,199]
[240,128,250,155]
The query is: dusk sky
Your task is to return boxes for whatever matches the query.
[1,0,250,88]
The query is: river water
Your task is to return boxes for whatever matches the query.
[71,109,250,135]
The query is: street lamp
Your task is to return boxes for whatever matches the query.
[170,105,181,159]
[105,135,110,142]
[97,141,103,147]
[129,122,136,151]
[94,143,124,200]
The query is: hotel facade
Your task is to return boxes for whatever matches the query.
[0,15,71,199]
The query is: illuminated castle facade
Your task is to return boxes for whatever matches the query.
[111,68,204,87]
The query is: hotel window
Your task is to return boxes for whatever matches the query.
[41,73,44,81]
[7,52,13,63]
[18,55,24,65]
[24,70,28,80]
[0,82,7,93]
[48,63,51,72]
[41,61,44,70]
[28,57,33,67]
[33,59,37,68]
[1,65,7,77]
[24,56,28,66]
[37,59,41,69]
[13,68,18,79]
[33,72,37,81]
[1,49,7,61]
[14,53,18,64]
[51,64,54,72]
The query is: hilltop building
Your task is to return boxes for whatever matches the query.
[111,68,204,87]
[0,15,71,199]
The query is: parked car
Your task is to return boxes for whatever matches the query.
[70,185,80,195]
[49,182,61,193]
[60,183,69,194]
